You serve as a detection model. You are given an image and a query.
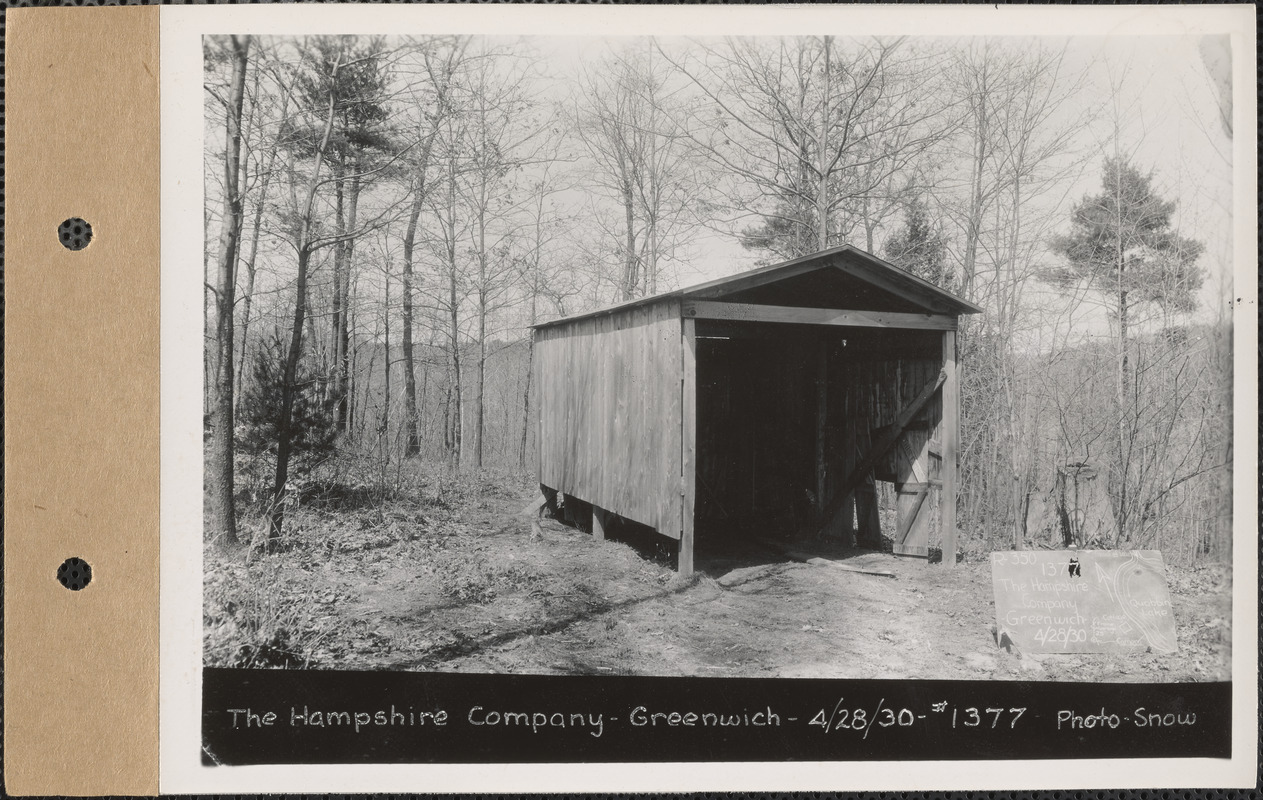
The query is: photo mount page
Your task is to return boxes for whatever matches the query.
[159,4,1258,794]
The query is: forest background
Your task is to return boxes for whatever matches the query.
[202,33,1235,565]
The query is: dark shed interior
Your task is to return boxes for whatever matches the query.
[693,322,945,558]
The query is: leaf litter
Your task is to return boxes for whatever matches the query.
[205,474,1233,682]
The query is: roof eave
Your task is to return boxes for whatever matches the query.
[835,246,984,315]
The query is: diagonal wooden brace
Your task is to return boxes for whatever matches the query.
[812,368,946,537]
[895,484,931,546]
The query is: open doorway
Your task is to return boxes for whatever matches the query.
[691,321,947,572]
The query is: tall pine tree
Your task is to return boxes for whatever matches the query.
[1047,154,1205,543]
[1048,156,1205,364]
[293,36,395,432]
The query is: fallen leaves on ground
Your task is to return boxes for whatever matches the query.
[205,472,1233,682]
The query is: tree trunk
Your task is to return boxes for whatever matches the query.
[476,291,486,469]
[303,270,320,375]
[1111,144,1132,546]
[335,171,360,432]
[962,72,989,300]
[420,347,431,454]
[1114,281,1131,544]
[475,194,488,470]
[442,378,453,455]
[268,51,341,548]
[401,186,425,457]
[360,324,380,442]
[519,289,537,469]
[269,247,311,543]
[209,35,250,546]
[378,264,392,494]
[445,155,463,467]
[347,296,357,436]
[814,36,832,252]
[861,196,876,253]
[234,135,279,409]
[621,174,638,300]
[328,169,345,406]
[1004,175,1027,543]
[449,275,463,468]
[400,119,440,458]
[329,165,358,432]
[381,263,391,436]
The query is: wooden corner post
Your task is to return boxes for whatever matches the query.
[941,329,959,566]
[680,316,698,578]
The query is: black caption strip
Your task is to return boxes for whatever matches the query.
[202,668,1229,766]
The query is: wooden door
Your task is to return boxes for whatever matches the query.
[893,424,938,557]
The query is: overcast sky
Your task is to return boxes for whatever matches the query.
[709,37,1220,348]
[205,30,1239,347]
[526,34,1235,313]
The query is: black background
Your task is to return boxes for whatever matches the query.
[204,668,1230,766]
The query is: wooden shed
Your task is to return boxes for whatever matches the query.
[532,245,982,577]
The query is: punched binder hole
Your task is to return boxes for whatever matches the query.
[57,217,93,251]
[56,557,92,591]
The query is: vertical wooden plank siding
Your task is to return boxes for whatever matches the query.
[680,317,698,577]
[534,325,550,484]
[836,424,857,541]
[941,330,960,565]
[533,299,684,536]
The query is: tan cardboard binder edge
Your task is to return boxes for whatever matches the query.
[4,7,161,795]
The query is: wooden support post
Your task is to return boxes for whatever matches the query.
[680,317,697,578]
[941,330,959,566]
[592,506,608,541]
[814,338,828,522]
[560,493,577,526]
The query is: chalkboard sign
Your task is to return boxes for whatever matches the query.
[990,550,1177,654]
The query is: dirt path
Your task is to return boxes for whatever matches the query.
[285,493,1230,681]
[439,532,1229,682]
[206,484,1231,681]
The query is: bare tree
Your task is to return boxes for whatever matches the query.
[514,162,581,468]
[461,43,550,468]
[428,108,469,468]
[663,36,956,261]
[932,41,1094,545]
[235,45,289,408]
[399,36,468,457]
[574,41,703,300]
[206,34,251,545]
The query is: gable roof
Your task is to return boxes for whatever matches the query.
[533,244,983,330]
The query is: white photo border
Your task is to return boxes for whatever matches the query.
[161,4,1258,792]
